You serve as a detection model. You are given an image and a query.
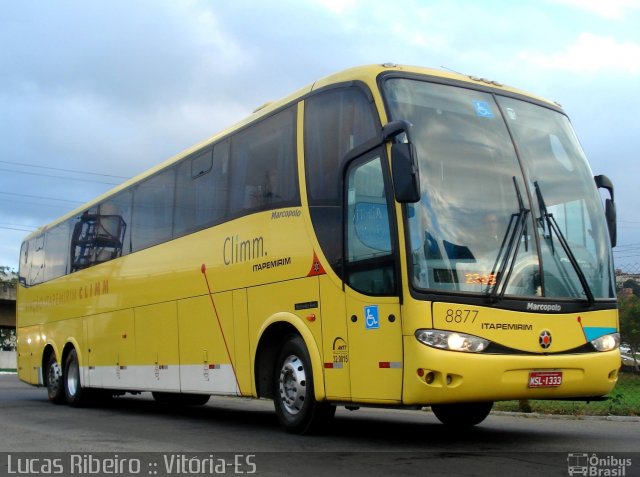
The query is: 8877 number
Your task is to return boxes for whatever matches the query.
[444,309,479,324]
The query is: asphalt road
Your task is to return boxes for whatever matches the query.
[0,374,638,476]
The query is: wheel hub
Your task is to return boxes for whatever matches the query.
[278,355,307,415]
[67,360,79,397]
[48,362,62,393]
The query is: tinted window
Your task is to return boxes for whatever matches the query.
[305,87,378,204]
[101,190,132,256]
[175,142,229,236]
[229,106,298,215]
[69,194,129,273]
[44,222,71,281]
[18,240,31,286]
[132,168,175,251]
[304,87,379,274]
[29,234,45,286]
[346,153,396,295]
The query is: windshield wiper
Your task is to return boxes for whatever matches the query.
[486,177,530,302]
[534,181,595,305]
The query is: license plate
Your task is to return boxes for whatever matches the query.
[528,371,563,388]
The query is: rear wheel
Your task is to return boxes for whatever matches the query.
[431,401,493,427]
[273,335,335,434]
[64,349,90,407]
[45,353,65,404]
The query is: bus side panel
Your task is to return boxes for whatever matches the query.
[177,292,239,395]
[16,324,42,385]
[318,274,351,400]
[86,309,135,389]
[43,315,83,365]
[248,277,323,394]
[133,302,180,392]
[232,289,252,397]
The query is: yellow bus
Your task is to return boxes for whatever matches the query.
[17,64,620,432]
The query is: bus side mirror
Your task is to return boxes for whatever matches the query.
[605,199,617,248]
[391,143,420,203]
[383,121,420,204]
[595,174,617,248]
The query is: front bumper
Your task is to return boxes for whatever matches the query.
[402,336,620,405]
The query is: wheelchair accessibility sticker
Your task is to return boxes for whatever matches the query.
[364,305,380,330]
[473,100,494,118]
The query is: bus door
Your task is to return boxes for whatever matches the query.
[344,149,403,402]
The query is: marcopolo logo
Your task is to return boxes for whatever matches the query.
[567,453,632,476]
[527,302,562,312]
[271,209,302,219]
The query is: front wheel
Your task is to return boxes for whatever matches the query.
[273,335,335,434]
[431,401,493,427]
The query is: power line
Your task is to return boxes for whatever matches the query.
[0,191,85,204]
[0,222,36,228]
[0,160,128,180]
[0,226,34,232]
[0,197,79,210]
[0,168,121,186]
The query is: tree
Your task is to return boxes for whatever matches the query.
[0,266,17,287]
[621,279,640,297]
[0,266,17,352]
[618,294,640,372]
[0,328,16,352]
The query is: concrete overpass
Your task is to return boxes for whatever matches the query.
[0,284,16,328]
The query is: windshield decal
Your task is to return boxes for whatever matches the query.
[473,100,494,118]
[583,326,617,342]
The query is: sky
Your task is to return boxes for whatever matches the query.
[1,0,639,273]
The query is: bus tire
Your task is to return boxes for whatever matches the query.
[45,353,65,405]
[63,348,89,407]
[273,335,335,434]
[431,401,493,427]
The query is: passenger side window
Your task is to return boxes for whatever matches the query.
[305,87,378,204]
[44,221,72,281]
[229,106,298,215]
[345,152,396,295]
[18,240,31,286]
[29,234,45,286]
[102,190,132,256]
[69,192,130,273]
[132,168,175,251]
[304,86,379,275]
[175,141,229,236]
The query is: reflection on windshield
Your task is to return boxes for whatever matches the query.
[384,78,615,300]
[499,96,615,299]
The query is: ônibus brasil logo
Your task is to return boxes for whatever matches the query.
[567,453,632,476]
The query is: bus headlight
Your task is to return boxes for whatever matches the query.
[590,333,620,352]
[415,329,490,353]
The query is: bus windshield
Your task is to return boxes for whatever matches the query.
[383,78,615,300]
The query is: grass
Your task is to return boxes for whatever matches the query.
[493,372,640,416]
